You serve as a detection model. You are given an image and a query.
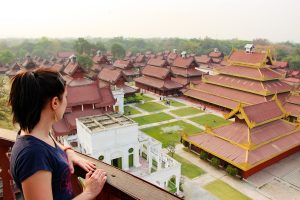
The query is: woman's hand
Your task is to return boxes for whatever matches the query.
[66,150,96,174]
[83,169,107,199]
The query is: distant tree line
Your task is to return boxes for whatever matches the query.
[0,37,300,69]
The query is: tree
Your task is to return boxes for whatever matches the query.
[73,38,92,55]
[0,77,13,129]
[95,41,107,52]
[77,54,93,70]
[111,43,125,60]
[0,50,16,65]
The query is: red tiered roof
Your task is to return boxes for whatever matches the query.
[203,74,291,95]
[215,65,284,80]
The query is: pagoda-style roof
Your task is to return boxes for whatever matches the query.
[172,57,198,68]
[142,65,170,79]
[214,65,285,81]
[228,49,273,67]
[202,74,291,96]
[134,76,182,90]
[171,76,201,86]
[147,58,168,67]
[183,82,289,109]
[182,99,300,172]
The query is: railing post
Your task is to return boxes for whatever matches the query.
[0,146,16,200]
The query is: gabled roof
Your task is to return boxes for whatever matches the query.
[225,98,286,128]
[113,60,132,69]
[51,63,65,72]
[172,57,198,68]
[98,68,123,84]
[147,58,168,67]
[142,65,170,79]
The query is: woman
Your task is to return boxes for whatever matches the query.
[9,68,107,199]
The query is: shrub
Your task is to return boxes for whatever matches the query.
[200,151,208,160]
[211,157,220,168]
[226,165,238,176]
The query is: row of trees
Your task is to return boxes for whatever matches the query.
[0,37,300,69]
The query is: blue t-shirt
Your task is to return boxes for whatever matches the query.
[10,134,74,200]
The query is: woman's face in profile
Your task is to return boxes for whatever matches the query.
[56,88,68,120]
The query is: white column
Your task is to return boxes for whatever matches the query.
[175,176,180,193]
[122,152,129,170]
[134,145,141,167]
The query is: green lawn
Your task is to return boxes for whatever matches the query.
[169,153,205,179]
[189,114,231,128]
[162,99,185,107]
[124,106,141,115]
[136,93,155,102]
[141,120,202,147]
[136,102,167,112]
[132,112,174,125]
[170,107,203,117]
[204,180,252,200]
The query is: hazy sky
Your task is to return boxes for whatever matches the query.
[1,0,300,42]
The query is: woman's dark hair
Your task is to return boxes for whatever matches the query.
[9,67,66,133]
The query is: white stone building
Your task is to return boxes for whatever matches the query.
[76,113,181,193]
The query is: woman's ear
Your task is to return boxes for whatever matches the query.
[51,96,60,110]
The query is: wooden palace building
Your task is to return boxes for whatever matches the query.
[181,97,300,178]
[184,44,292,111]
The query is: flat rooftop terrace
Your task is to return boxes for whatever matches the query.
[78,112,136,132]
